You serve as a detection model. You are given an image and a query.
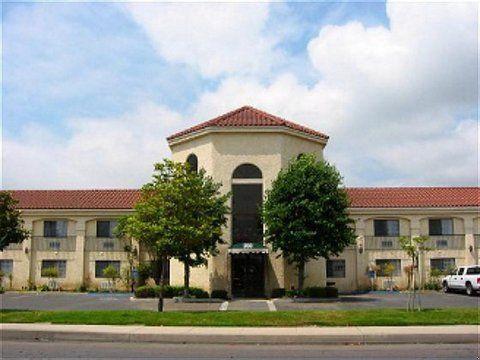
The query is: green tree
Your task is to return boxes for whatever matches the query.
[116,159,229,310]
[399,236,431,311]
[263,154,355,290]
[0,192,29,250]
[103,265,119,292]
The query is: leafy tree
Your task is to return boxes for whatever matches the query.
[399,236,431,311]
[123,244,137,292]
[116,159,229,310]
[0,192,29,250]
[263,154,355,290]
[103,265,119,292]
[382,262,396,290]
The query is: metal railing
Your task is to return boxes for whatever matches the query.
[31,236,77,252]
[85,237,130,252]
[364,236,403,250]
[425,235,465,250]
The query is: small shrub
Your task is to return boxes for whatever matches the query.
[39,284,50,292]
[271,288,286,298]
[134,285,208,299]
[325,286,338,298]
[211,289,228,299]
[41,267,58,279]
[286,289,304,298]
[76,283,88,292]
[304,286,326,298]
[135,285,158,298]
[137,263,153,286]
[0,286,5,294]
[423,281,441,291]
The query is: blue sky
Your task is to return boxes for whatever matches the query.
[2,1,477,189]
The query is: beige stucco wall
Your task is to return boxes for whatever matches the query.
[169,129,325,295]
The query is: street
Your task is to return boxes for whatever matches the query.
[1,340,477,359]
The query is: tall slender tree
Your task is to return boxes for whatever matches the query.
[263,154,355,290]
[0,192,29,251]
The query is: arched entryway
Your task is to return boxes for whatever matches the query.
[230,164,267,298]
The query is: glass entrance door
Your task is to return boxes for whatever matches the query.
[231,254,265,298]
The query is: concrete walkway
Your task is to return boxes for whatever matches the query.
[1,323,478,345]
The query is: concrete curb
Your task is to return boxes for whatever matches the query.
[1,324,478,345]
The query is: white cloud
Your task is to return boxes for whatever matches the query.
[4,1,478,188]
[4,103,182,189]
[124,3,283,78]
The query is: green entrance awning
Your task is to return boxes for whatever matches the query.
[228,242,268,254]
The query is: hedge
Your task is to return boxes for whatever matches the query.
[134,285,208,299]
[286,286,338,298]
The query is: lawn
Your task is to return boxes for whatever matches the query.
[1,308,478,327]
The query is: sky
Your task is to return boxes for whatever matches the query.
[2,1,478,189]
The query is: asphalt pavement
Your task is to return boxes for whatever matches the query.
[0,291,478,311]
[1,340,477,359]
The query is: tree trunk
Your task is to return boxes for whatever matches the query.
[157,256,167,312]
[297,262,305,291]
[183,261,190,297]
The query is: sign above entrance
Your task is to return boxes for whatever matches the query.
[228,242,268,254]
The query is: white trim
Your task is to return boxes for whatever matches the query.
[168,126,328,146]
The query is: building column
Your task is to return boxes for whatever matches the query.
[463,217,475,265]
[354,218,366,290]
[74,220,86,286]
[23,219,34,289]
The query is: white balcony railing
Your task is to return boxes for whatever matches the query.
[85,237,130,252]
[32,236,76,252]
[364,236,404,250]
[425,235,465,250]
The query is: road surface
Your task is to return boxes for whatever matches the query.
[1,340,477,359]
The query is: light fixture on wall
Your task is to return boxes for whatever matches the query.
[358,245,363,254]
[469,245,473,253]
[24,247,29,254]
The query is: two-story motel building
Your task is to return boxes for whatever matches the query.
[2,106,479,296]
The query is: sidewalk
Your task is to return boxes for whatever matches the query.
[1,323,478,345]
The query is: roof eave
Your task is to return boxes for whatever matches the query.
[167,126,329,147]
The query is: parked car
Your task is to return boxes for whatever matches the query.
[442,265,480,296]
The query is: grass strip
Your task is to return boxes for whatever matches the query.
[1,308,478,327]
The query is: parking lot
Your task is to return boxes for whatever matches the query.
[0,291,477,312]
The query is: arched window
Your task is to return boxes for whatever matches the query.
[186,154,198,173]
[231,164,263,244]
[232,164,262,179]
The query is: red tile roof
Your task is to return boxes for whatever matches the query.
[7,187,479,210]
[346,187,480,208]
[167,106,329,141]
[9,190,140,210]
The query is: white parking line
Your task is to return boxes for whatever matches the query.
[266,300,276,311]
[219,301,229,311]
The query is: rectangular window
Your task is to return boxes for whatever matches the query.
[43,220,68,238]
[96,220,118,238]
[41,260,67,278]
[326,260,346,278]
[374,220,399,236]
[429,219,453,236]
[375,259,401,276]
[95,261,120,278]
[430,258,455,272]
[232,184,263,244]
[0,260,13,275]
[466,267,480,275]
